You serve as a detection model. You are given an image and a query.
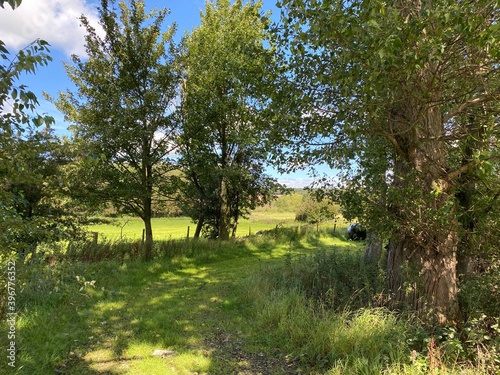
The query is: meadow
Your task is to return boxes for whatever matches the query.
[1,216,498,374]
[86,212,298,242]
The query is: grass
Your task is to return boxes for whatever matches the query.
[1,225,498,374]
[2,230,304,374]
[85,213,300,242]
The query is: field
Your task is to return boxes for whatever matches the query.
[1,214,497,374]
[85,212,335,242]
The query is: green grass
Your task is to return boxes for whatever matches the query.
[2,226,497,374]
[2,232,305,374]
[85,213,301,242]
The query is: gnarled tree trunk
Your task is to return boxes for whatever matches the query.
[386,77,461,324]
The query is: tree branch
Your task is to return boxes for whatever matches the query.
[443,93,499,123]
[447,161,478,181]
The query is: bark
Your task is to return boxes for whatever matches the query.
[218,117,231,240]
[456,115,484,276]
[143,195,154,260]
[387,231,460,324]
[231,221,238,238]
[142,143,154,259]
[231,191,240,238]
[194,210,204,239]
[365,232,383,262]
[386,69,461,323]
[218,175,230,240]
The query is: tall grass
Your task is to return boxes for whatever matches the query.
[3,226,498,374]
[245,243,500,374]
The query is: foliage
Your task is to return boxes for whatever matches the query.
[55,0,181,259]
[271,0,500,323]
[0,0,62,253]
[295,192,340,224]
[265,192,303,212]
[248,244,499,373]
[0,0,21,9]
[1,132,86,254]
[1,219,498,373]
[178,0,282,239]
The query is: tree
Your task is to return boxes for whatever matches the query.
[1,0,56,259]
[1,131,84,254]
[178,0,280,239]
[56,0,181,259]
[177,138,283,239]
[272,0,500,323]
[295,193,339,225]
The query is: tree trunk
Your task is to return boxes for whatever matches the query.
[231,219,238,238]
[194,210,204,239]
[456,115,484,276]
[143,156,154,260]
[386,78,461,323]
[231,191,240,238]
[143,196,154,260]
[365,232,382,262]
[218,175,230,240]
[387,231,460,324]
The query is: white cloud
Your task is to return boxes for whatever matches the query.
[277,177,315,189]
[0,0,102,56]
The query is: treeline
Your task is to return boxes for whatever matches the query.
[2,0,287,262]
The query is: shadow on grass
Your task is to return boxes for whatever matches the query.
[3,231,357,374]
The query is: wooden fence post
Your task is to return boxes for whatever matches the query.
[186,226,190,240]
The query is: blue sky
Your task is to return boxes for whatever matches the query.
[0,0,332,188]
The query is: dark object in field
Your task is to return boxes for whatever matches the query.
[347,223,367,241]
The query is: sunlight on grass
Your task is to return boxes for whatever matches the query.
[84,348,115,364]
[2,227,493,374]
[86,215,300,241]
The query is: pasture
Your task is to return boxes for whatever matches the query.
[85,212,325,242]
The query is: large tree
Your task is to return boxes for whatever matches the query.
[179,0,279,239]
[56,0,180,259]
[272,0,499,323]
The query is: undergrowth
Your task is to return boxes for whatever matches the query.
[245,244,500,374]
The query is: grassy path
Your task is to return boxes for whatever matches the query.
[5,234,351,374]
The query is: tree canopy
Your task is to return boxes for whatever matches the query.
[178,0,282,239]
[271,0,500,323]
[0,0,61,258]
[55,0,181,259]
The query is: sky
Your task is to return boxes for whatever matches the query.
[0,0,333,188]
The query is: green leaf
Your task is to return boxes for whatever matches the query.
[368,19,381,30]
